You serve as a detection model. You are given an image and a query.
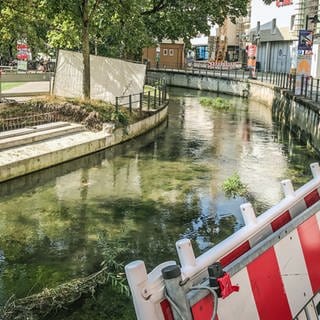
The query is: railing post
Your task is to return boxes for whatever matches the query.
[129,94,132,114]
[116,96,119,113]
[316,79,319,102]
[154,89,156,109]
[293,74,296,94]
[300,75,304,96]
[304,76,308,98]
[139,92,143,114]
[310,77,313,100]
[148,91,151,110]
[158,87,161,106]
[0,68,2,101]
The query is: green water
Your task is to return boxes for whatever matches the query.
[0,87,318,319]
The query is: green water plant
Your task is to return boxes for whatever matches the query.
[200,97,231,110]
[222,172,248,198]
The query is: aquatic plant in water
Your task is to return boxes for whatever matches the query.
[222,172,248,198]
[199,97,231,110]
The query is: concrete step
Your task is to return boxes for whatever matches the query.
[0,123,86,150]
[0,122,72,140]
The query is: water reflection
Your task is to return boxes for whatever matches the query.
[0,88,318,316]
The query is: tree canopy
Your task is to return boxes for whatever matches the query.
[0,0,249,97]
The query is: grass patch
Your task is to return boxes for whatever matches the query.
[222,172,248,198]
[200,97,231,110]
[1,82,25,91]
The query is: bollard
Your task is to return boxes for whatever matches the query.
[162,265,193,320]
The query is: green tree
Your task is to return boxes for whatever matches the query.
[0,0,49,62]
[1,0,249,98]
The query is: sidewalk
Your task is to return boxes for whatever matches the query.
[1,81,51,101]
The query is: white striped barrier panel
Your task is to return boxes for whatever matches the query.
[125,162,320,320]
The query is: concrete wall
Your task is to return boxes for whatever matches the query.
[272,93,320,151]
[148,70,250,97]
[249,78,320,151]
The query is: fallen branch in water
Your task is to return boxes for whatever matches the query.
[1,265,128,320]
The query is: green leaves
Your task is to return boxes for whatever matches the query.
[222,173,249,198]
[1,0,249,61]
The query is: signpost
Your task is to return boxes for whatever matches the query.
[16,40,30,71]
[247,44,257,78]
[294,30,313,94]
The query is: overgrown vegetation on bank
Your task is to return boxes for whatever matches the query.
[0,96,147,131]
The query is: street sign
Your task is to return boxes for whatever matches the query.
[298,30,313,51]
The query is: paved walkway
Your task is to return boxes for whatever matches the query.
[1,81,50,101]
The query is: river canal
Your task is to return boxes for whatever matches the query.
[0,87,318,319]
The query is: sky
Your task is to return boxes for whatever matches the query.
[250,0,296,28]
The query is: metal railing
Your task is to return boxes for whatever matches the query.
[0,112,60,132]
[293,290,320,319]
[147,62,320,105]
[115,84,168,113]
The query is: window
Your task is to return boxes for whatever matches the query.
[163,49,168,56]
[169,49,174,56]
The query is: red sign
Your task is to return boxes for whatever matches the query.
[276,0,292,7]
[16,41,29,60]
[247,44,257,68]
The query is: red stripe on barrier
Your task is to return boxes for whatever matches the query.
[220,241,251,267]
[271,210,291,231]
[304,189,320,207]
[160,299,174,320]
[298,214,320,293]
[191,294,218,320]
[247,247,292,320]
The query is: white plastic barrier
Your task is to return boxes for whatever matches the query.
[125,163,320,320]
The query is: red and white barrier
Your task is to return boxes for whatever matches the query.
[125,163,320,320]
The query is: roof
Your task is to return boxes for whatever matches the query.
[250,20,296,42]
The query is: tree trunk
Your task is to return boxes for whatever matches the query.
[82,0,90,99]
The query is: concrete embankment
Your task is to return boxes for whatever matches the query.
[0,104,168,183]
[149,69,320,154]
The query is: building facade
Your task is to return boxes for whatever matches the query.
[142,41,185,69]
